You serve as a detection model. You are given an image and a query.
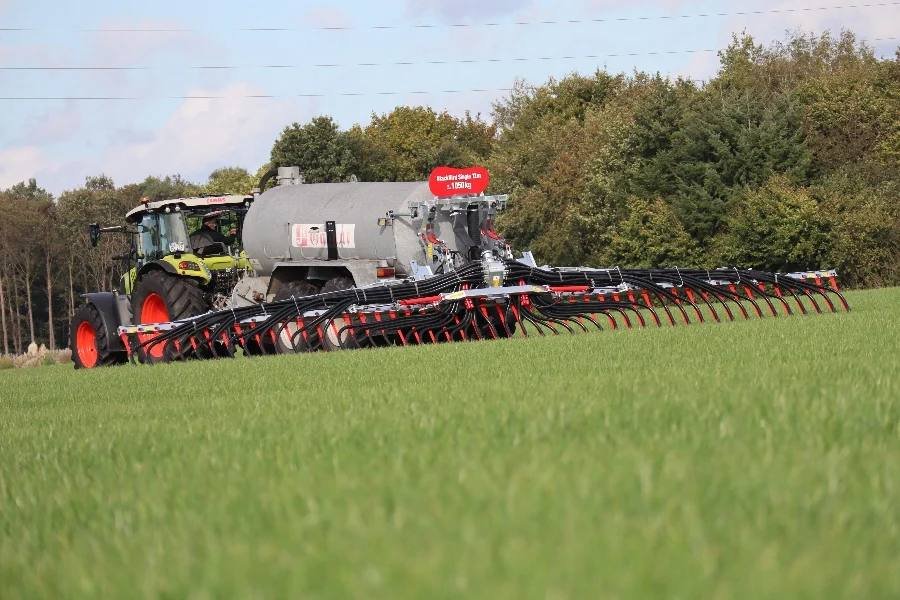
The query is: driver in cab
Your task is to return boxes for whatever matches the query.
[190,212,233,252]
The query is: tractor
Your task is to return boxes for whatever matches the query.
[70,194,253,368]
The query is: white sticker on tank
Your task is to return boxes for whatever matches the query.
[291,224,356,249]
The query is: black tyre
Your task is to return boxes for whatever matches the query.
[276,280,321,300]
[70,303,127,369]
[131,270,209,362]
[271,280,321,354]
[321,276,354,294]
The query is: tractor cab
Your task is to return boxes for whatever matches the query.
[121,195,254,303]
[126,195,251,254]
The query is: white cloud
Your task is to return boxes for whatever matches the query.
[0,146,44,189]
[99,82,303,186]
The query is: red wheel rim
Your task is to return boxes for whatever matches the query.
[76,321,99,368]
[140,292,169,324]
[138,292,170,359]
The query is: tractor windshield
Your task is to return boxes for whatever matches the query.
[138,213,191,259]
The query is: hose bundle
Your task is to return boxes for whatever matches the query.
[119,262,849,364]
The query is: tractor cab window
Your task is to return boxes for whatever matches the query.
[187,211,241,256]
[138,213,190,259]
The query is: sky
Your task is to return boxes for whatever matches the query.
[0,0,897,195]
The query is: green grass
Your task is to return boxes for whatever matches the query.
[2,288,898,599]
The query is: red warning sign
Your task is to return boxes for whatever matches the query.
[428,166,489,198]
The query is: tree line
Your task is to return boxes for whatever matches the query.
[0,31,896,353]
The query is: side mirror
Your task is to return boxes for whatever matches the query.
[89,223,101,247]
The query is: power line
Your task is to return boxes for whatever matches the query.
[306,1,900,30]
[1,41,896,101]
[1,35,895,72]
[0,3,897,32]
[0,48,721,71]
[0,66,151,71]
[0,96,143,100]
[0,88,516,101]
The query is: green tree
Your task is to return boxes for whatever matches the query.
[456,112,496,162]
[814,171,899,287]
[3,178,53,203]
[0,181,53,348]
[713,176,829,272]
[57,177,132,296]
[360,107,491,181]
[796,41,899,176]
[205,167,255,195]
[270,116,357,183]
[118,175,202,205]
[491,73,653,264]
[628,86,811,244]
[606,197,699,268]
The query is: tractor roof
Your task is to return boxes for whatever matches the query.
[125,194,252,221]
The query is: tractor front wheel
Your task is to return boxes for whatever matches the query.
[70,303,127,369]
[131,270,208,362]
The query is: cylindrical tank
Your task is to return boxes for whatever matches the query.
[242,181,438,278]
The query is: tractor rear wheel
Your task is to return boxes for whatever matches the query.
[70,303,127,369]
[271,280,321,354]
[131,270,208,362]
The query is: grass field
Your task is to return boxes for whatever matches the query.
[1,287,898,598]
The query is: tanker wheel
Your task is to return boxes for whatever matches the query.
[321,276,354,294]
[271,280,321,354]
[320,276,360,351]
[70,303,127,369]
[131,270,209,363]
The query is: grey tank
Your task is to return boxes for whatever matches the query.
[242,180,502,281]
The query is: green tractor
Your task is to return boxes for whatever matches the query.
[71,195,254,368]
